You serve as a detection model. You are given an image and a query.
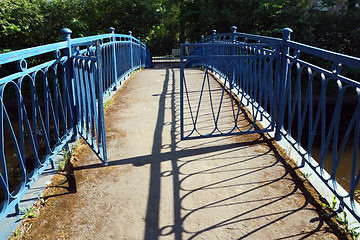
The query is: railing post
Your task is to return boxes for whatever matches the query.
[144,42,147,68]
[275,28,293,141]
[109,27,118,89]
[138,37,142,68]
[129,31,134,71]
[61,28,77,142]
[210,30,217,72]
[200,35,204,43]
[180,45,184,140]
[211,29,217,43]
[231,26,237,43]
[96,40,108,165]
[230,26,237,88]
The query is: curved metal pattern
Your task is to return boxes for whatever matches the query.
[0,28,151,223]
[181,26,360,223]
[180,42,280,139]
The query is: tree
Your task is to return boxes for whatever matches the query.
[0,0,46,48]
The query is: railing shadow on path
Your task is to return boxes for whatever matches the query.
[71,68,344,239]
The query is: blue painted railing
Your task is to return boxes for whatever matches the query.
[0,27,151,223]
[181,26,360,224]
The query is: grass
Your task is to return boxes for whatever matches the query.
[20,206,38,220]
[322,195,360,239]
[10,227,21,239]
[57,148,71,172]
[301,172,312,181]
[103,97,114,109]
[10,142,77,239]
[336,210,360,240]
[322,195,337,213]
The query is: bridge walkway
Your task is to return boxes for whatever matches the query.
[18,68,343,239]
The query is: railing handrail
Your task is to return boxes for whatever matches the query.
[287,40,360,69]
[185,26,360,229]
[202,29,360,69]
[0,42,68,65]
[203,31,282,44]
[0,27,151,236]
[0,33,148,66]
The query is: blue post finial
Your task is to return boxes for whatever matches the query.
[212,30,217,42]
[128,31,132,36]
[109,27,115,34]
[281,28,293,41]
[231,26,237,42]
[231,26,237,33]
[61,28,72,41]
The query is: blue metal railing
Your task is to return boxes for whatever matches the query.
[181,26,360,223]
[0,27,151,223]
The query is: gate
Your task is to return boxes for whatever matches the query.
[72,41,107,164]
[180,42,281,140]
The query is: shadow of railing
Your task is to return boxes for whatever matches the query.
[181,26,360,227]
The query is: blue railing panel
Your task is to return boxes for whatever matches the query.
[187,26,360,225]
[281,39,360,205]
[0,52,75,222]
[0,27,151,225]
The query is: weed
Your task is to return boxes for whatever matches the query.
[322,195,337,212]
[10,227,22,239]
[20,206,37,220]
[355,190,360,203]
[104,97,114,108]
[322,196,360,239]
[38,193,46,206]
[57,148,71,172]
[336,210,360,240]
[12,228,21,236]
[302,172,312,181]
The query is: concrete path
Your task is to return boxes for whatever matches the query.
[19,69,344,239]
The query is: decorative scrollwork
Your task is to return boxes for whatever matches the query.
[293,49,301,59]
[17,59,27,72]
[54,49,61,59]
[88,46,96,56]
[331,62,342,75]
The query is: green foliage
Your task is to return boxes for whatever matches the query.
[0,0,359,57]
[0,0,161,48]
[322,196,360,239]
[181,0,312,42]
[57,148,71,172]
[104,97,114,109]
[322,195,337,212]
[0,0,45,47]
[302,172,312,181]
[336,210,360,239]
[20,206,38,219]
[10,227,22,239]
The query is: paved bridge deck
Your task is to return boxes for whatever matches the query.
[18,69,343,239]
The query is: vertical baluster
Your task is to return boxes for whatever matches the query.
[275,28,292,140]
[96,41,107,165]
[109,27,118,90]
[129,31,134,71]
[138,37,141,68]
[61,28,75,141]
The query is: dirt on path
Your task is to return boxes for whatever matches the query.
[15,69,348,239]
